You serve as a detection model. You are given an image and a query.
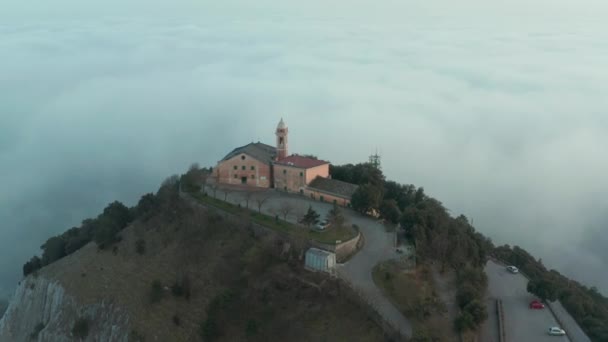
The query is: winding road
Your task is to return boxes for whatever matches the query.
[217,188,414,339]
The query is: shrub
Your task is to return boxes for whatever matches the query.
[135,239,146,255]
[170,275,192,300]
[200,317,219,341]
[129,330,146,342]
[41,237,66,265]
[199,289,236,340]
[456,284,478,309]
[72,318,90,339]
[462,299,487,326]
[149,280,164,304]
[23,256,42,277]
[171,283,184,297]
[454,311,475,332]
[245,319,258,337]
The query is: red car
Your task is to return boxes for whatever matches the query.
[530,300,545,309]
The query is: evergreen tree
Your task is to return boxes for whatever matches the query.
[300,206,320,227]
[326,203,345,227]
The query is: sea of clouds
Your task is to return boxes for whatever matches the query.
[1,0,607,298]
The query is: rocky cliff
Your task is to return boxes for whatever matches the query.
[0,188,386,342]
[0,275,129,342]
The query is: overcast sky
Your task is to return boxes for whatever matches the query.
[1,0,607,298]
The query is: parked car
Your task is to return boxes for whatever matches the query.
[548,327,566,336]
[506,266,519,274]
[316,220,330,230]
[530,300,545,309]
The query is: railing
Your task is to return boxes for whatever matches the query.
[496,299,506,342]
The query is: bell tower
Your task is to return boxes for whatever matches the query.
[276,118,289,160]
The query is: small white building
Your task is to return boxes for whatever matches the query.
[305,248,336,273]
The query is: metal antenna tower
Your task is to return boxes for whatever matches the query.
[369,149,382,170]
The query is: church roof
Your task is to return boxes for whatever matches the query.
[274,155,329,169]
[221,142,277,164]
[308,177,359,199]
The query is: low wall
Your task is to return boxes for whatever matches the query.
[309,231,361,263]
[547,301,591,342]
[182,191,362,262]
[496,299,506,342]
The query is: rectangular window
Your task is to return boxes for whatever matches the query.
[251,166,255,170]
[242,166,246,170]
[299,172,303,177]
[283,169,287,174]
[233,166,237,170]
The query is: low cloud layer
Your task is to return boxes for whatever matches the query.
[1,1,607,297]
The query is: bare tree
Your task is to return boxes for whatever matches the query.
[189,163,200,172]
[294,203,308,225]
[200,172,209,195]
[255,192,273,213]
[278,201,295,221]
[242,191,254,209]
[433,228,451,273]
[207,183,218,199]
[221,187,232,202]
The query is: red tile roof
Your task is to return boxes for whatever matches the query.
[275,155,329,169]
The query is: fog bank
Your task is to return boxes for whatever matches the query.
[1,1,607,297]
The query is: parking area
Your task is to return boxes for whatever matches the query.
[484,261,570,342]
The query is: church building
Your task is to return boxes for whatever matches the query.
[214,119,358,206]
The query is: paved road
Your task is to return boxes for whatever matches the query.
[219,189,413,339]
[484,261,570,342]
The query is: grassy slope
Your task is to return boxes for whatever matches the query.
[372,261,459,342]
[38,198,383,342]
[192,192,358,245]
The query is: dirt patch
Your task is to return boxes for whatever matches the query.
[372,261,459,342]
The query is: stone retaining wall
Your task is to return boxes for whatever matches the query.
[309,232,361,263]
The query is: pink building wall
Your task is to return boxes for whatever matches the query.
[216,154,272,188]
[273,164,307,192]
[305,164,330,184]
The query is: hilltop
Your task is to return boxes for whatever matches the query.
[2,161,607,342]
[1,178,385,341]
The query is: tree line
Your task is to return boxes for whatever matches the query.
[22,176,181,277]
[333,162,608,340]
[331,162,492,333]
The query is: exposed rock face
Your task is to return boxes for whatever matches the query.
[0,276,129,342]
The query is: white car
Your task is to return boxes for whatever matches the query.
[548,327,566,336]
[315,221,330,230]
[506,266,519,274]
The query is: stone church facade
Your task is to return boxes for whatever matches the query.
[215,119,358,205]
